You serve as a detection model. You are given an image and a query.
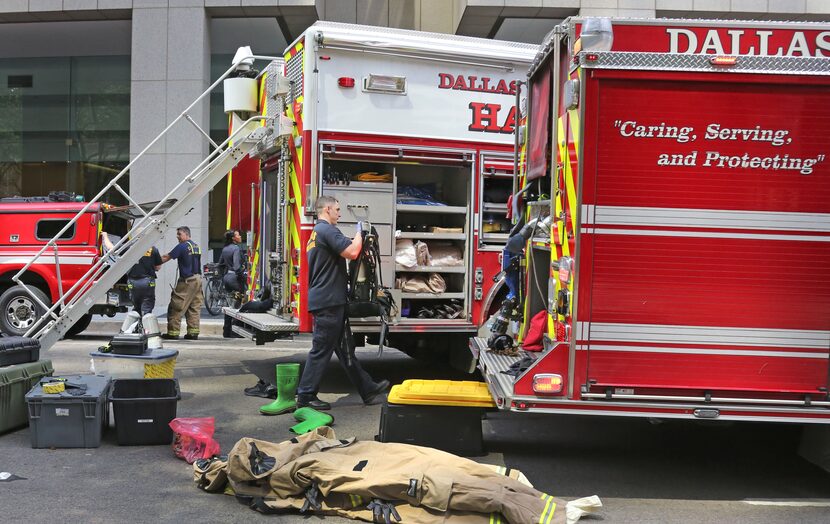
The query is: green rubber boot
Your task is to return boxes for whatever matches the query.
[259,363,300,415]
[290,407,334,434]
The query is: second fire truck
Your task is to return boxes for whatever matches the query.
[471,17,830,425]
[228,22,538,359]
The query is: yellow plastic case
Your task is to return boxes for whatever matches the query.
[388,379,495,407]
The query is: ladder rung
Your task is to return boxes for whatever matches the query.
[112,184,149,218]
[185,113,220,150]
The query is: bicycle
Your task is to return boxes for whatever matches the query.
[203,263,230,316]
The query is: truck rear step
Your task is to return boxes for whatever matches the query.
[224,309,298,345]
[472,336,525,410]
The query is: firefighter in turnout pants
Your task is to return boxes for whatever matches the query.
[161,226,203,340]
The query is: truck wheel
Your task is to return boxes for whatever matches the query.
[65,313,93,338]
[0,285,50,337]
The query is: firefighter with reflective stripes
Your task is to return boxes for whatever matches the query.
[161,226,203,340]
[127,246,162,315]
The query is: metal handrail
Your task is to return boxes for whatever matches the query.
[14,53,280,338]
[23,115,270,338]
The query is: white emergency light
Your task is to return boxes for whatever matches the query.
[224,46,258,114]
[232,46,255,70]
[580,17,614,52]
[363,74,407,95]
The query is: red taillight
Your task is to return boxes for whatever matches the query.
[338,77,355,88]
[532,374,563,394]
[585,53,599,62]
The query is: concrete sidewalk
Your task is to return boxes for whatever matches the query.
[87,308,226,336]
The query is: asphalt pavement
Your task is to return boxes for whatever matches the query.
[2,327,829,523]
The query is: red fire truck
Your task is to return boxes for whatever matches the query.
[0,194,132,337]
[227,22,538,356]
[471,18,830,424]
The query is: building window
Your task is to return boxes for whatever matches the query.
[0,55,130,203]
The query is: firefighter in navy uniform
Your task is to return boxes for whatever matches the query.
[220,229,246,338]
[161,226,203,340]
[295,195,389,410]
[128,246,163,315]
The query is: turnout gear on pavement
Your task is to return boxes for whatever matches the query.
[194,427,569,524]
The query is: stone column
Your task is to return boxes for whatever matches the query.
[130,2,210,315]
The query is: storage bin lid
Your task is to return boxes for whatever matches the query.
[388,379,495,407]
[25,374,110,401]
[89,348,178,360]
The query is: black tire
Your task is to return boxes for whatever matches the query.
[204,278,223,316]
[0,285,51,337]
[64,313,93,338]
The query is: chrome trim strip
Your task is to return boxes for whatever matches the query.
[579,392,830,406]
[581,227,830,242]
[580,51,830,75]
[508,395,830,414]
[589,206,830,232]
[575,345,827,359]
[507,407,830,424]
[576,322,830,349]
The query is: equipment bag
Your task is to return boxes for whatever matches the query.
[110,332,148,355]
[110,318,148,355]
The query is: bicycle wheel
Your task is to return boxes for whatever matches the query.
[204,279,223,316]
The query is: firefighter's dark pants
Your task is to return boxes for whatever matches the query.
[129,277,156,316]
[222,272,245,337]
[297,304,377,401]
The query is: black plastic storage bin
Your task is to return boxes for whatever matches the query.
[110,379,180,445]
[0,337,41,367]
[377,402,485,456]
[25,374,110,448]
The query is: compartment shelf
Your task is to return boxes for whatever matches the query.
[397,232,465,240]
[481,232,509,241]
[482,203,508,212]
[396,265,465,273]
[397,204,467,214]
[400,292,466,299]
[323,181,392,190]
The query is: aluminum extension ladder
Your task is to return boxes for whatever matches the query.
[15,53,282,351]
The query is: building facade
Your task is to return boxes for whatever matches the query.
[0,0,827,311]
